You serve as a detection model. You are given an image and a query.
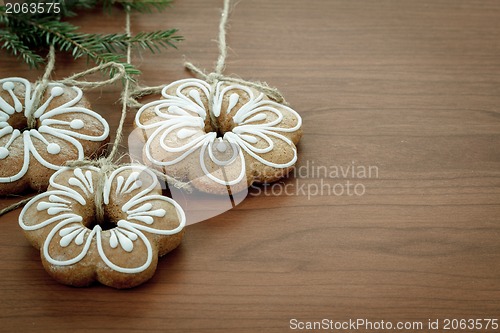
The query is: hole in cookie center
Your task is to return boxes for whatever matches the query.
[85,218,117,231]
[85,200,119,231]
[211,112,236,137]
[6,113,29,131]
[1,81,30,131]
[214,127,226,139]
[1,83,66,131]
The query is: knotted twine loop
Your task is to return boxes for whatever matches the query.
[183,0,287,132]
[65,8,136,224]
[64,54,130,222]
[0,51,127,217]
[65,10,192,222]
[65,157,116,223]
[0,11,127,218]
[185,62,286,104]
[66,11,136,222]
[127,0,286,114]
[27,45,127,130]
[184,0,286,108]
[122,0,280,192]
[28,45,56,129]
[126,84,168,108]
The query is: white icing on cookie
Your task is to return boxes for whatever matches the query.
[135,78,302,186]
[19,165,186,275]
[0,77,110,184]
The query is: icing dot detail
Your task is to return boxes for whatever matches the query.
[226,93,240,114]
[0,77,111,188]
[177,128,198,139]
[51,87,64,97]
[216,142,227,152]
[189,89,204,107]
[0,147,9,159]
[18,165,187,286]
[244,113,267,124]
[2,82,14,91]
[70,119,84,129]
[2,80,22,113]
[47,143,61,155]
[240,134,258,144]
[133,79,303,187]
[167,105,186,116]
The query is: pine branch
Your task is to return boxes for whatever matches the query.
[0,29,45,68]
[0,1,182,76]
[103,0,173,13]
[127,30,182,53]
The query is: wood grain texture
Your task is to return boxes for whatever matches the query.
[1,0,500,332]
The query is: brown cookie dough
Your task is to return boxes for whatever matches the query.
[19,165,185,289]
[134,78,302,194]
[0,77,110,195]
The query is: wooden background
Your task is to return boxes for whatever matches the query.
[1,0,500,331]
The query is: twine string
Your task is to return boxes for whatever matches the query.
[0,11,129,218]
[89,7,134,222]
[28,48,127,130]
[184,0,286,106]
[66,9,192,221]
[214,0,230,76]
[59,61,127,89]
[0,197,36,217]
[127,0,286,111]
[1,0,264,217]
[127,84,168,108]
[184,62,286,103]
[28,45,56,129]
[124,0,277,192]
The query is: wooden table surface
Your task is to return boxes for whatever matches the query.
[1,0,500,332]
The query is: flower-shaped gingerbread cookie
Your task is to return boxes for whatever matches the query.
[19,165,186,289]
[0,77,109,194]
[134,78,302,194]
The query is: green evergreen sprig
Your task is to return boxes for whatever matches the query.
[0,0,182,76]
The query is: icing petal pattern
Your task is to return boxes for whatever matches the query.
[19,165,186,275]
[0,77,110,185]
[135,78,302,186]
